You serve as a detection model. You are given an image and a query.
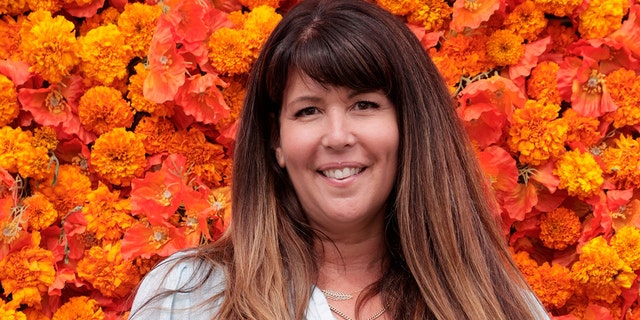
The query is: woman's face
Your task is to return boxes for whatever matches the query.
[275,70,399,235]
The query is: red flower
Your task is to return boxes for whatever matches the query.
[143,19,187,103]
[610,5,640,59]
[121,221,185,259]
[64,0,105,18]
[175,73,230,125]
[557,57,616,117]
[450,0,504,32]
[476,145,518,193]
[18,75,84,127]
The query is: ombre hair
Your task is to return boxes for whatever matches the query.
[132,0,545,319]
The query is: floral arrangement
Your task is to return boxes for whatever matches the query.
[0,0,638,318]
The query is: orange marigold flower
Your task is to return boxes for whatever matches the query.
[532,0,582,17]
[611,226,640,271]
[578,0,629,39]
[601,135,640,190]
[209,28,253,75]
[407,0,452,32]
[541,20,579,55]
[243,5,282,56]
[135,116,176,155]
[508,100,568,166]
[511,249,539,277]
[239,0,281,9]
[604,68,640,129]
[169,129,229,187]
[17,145,50,181]
[34,164,90,218]
[51,296,104,320]
[26,0,62,12]
[486,29,525,66]
[0,0,28,16]
[118,3,162,58]
[0,16,23,61]
[539,206,581,250]
[0,126,32,173]
[0,244,55,307]
[90,128,146,186]
[504,1,547,42]
[83,182,135,242]
[216,78,246,130]
[77,241,141,298]
[78,86,134,135]
[32,126,58,151]
[78,24,133,86]
[0,299,26,320]
[79,6,119,35]
[128,63,175,117]
[571,236,635,303]
[376,0,421,16]
[18,10,79,83]
[23,192,57,231]
[529,262,574,309]
[562,108,602,150]
[450,0,502,32]
[0,74,19,127]
[553,149,603,199]
[527,61,561,105]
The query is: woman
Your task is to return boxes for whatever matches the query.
[130,0,550,319]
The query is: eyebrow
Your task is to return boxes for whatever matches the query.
[285,89,380,106]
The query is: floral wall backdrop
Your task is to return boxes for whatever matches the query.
[0,0,638,318]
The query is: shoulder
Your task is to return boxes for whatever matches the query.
[129,250,226,320]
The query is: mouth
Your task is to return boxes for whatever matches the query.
[320,167,365,180]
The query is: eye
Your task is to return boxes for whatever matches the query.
[294,106,320,117]
[353,101,380,111]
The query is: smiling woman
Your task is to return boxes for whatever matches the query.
[130,0,550,319]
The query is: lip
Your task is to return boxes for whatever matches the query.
[316,162,367,182]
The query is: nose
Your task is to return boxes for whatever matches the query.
[321,109,356,150]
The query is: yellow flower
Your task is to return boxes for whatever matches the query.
[26,0,62,12]
[0,126,32,173]
[17,145,50,181]
[127,62,175,117]
[216,78,246,130]
[376,0,421,16]
[571,236,635,303]
[0,0,28,16]
[32,126,58,151]
[504,1,547,41]
[563,108,602,149]
[486,29,525,66]
[239,0,281,9]
[578,0,629,39]
[532,0,582,17]
[209,28,253,75]
[407,0,452,32]
[539,207,581,250]
[79,6,120,36]
[0,300,26,320]
[529,262,574,309]
[78,86,134,135]
[553,149,604,199]
[508,100,568,166]
[83,182,135,242]
[78,24,132,86]
[0,15,23,60]
[601,135,640,190]
[90,128,146,186]
[76,242,141,298]
[34,164,91,218]
[243,5,282,57]
[23,192,58,231]
[0,74,19,127]
[0,243,55,307]
[134,116,176,155]
[51,296,104,320]
[611,226,640,271]
[19,10,79,83]
[117,2,162,58]
[604,68,640,129]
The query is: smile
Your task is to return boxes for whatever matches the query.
[320,167,364,180]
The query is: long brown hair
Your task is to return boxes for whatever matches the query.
[133,0,545,319]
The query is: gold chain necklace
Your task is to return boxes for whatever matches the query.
[327,303,386,320]
[320,288,387,320]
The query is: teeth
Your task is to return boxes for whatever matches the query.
[322,167,362,180]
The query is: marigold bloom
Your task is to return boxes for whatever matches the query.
[239,0,280,9]
[79,6,119,36]
[527,61,561,105]
[486,30,525,66]
[128,63,175,117]
[611,226,640,271]
[23,193,58,231]
[604,68,640,129]
[0,74,19,127]
[78,86,134,135]
[216,78,245,131]
[577,0,629,39]
[31,126,58,152]
[562,109,602,150]
[18,10,79,83]
[539,207,581,250]
[51,296,104,320]
[77,241,141,298]
[602,135,640,190]
[90,128,146,186]
[17,145,50,181]
[34,164,90,218]
[209,28,254,75]
[0,126,32,173]
[134,116,176,155]
[0,16,23,60]
[571,236,635,303]
[532,0,581,16]
[0,244,55,307]
[554,149,603,199]
[0,0,28,17]
[83,183,135,242]
[242,5,282,56]
[376,0,421,16]
[26,0,62,12]
[118,3,162,58]
[504,1,546,41]
[450,0,502,32]
[78,24,132,86]
[512,249,539,277]
[508,100,567,166]
[529,262,574,309]
[541,20,579,55]
[0,300,26,320]
[169,129,229,187]
[407,0,451,32]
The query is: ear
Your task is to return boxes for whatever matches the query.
[275,147,286,168]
